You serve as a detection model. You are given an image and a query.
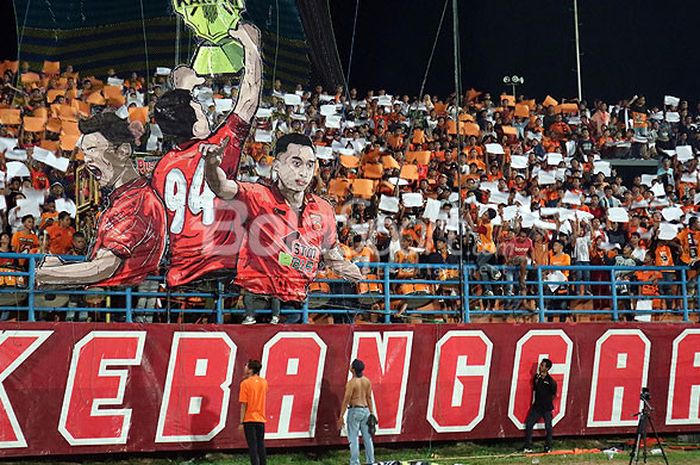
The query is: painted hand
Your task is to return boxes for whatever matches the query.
[229,21,261,48]
[201,136,230,169]
[171,66,205,92]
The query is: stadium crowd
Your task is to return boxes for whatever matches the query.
[1,58,700,321]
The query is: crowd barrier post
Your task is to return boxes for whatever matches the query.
[216,281,225,324]
[302,298,309,324]
[27,257,36,323]
[462,265,470,323]
[610,271,619,321]
[681,268,689,322]
[125,287,133,323]
[536,267,545,322]
[383,263,391,323]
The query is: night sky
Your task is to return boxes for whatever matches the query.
[330,0,700,106]
[2,0,700,106]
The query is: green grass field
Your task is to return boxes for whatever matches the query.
[3,439,699,465]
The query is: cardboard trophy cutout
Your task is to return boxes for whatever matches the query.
[174,0,246,75]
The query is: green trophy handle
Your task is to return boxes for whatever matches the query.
[192,39,245,76]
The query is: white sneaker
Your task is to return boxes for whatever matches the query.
[242,316,256,325]
[270,316,280,325]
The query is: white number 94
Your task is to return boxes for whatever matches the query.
[164,158,215,234]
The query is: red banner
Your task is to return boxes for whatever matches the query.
[0,323,699,457]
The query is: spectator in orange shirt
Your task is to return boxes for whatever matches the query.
[30,161,50,190]
[466,209,500,299]
[39,198,59,230]
[547,240,571,322]
[654,240,678,310]
[11,215,39,255]
[239,359,268,465]
[45,212,75,255]
[350,235,378,273]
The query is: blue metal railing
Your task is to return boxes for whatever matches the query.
[0,253,697,324]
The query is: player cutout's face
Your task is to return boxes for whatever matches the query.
[80,133,131,188]
[190,100,210,139]
[274,144,316,194]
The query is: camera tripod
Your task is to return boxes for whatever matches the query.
[629,392,669,465]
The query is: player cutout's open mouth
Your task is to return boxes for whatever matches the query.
[86,165,103,180]
[295,179,307,187]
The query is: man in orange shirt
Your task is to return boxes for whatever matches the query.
[636,253,663,311]
[239,359,269,465]
[466,209,500,297]
[12,215,39,254]
[654,241,678,310]
[678,217,700,268]
[548,240,571,322]
[45,212,75,255]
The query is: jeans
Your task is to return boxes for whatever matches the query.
[546,291,568,323]
[574,261,591,293]
[244,293,281,319]
[504,268,515,296]
[525,407,553,448]
[476,253,497,293]
[136,279,159,310]
[243,422,266,465]
[244,293,304,323]
[347,407,374,465]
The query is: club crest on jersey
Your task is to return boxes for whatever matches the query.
[310,214,323,231]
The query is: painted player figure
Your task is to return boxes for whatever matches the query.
[152,21,261,288]
[35,113,166,286]
[523,358,557,453]
[204,132,363,324]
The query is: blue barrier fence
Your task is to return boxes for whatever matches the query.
[0,253,697,324]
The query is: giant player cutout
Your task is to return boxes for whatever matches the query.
[203,133,363,324]
[35,113,167,286]
[151,22,261,287]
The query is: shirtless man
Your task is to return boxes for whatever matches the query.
[338,359,375,465]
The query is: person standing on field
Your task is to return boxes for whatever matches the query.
[523,358,557,453]
[239,359,268,465]
[338,359,376,465]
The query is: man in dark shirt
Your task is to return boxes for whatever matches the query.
[523,358,557,453]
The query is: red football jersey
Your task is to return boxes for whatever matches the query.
[151,114,250,287]
[234,182,338,302]
[91,177,166,287]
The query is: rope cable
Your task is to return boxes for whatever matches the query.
[392,0,450,196]
[17,0,31,57]
[345,0,360,88]
[326,0,350,95]
[175,14,181,66]
[14,0,32,90]
[418,0,449,99]
[138,0,150,86]
[272,0,280,87]
[451,0,466,324]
